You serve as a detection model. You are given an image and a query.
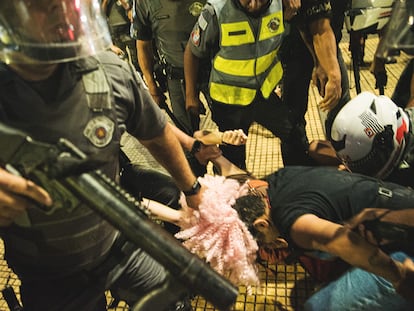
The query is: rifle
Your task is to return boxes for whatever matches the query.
[0,122,238,310]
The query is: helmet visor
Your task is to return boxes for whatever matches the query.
[0,0,112,64]
[376,0,414,58]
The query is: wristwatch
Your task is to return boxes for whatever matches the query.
[183,179,201,196]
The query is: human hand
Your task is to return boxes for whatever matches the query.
[194,129,247,146]
[185,187,205,211]
[194,144,222,165]
[344,208,390,245]
[394,258,414,301]
[318,78,341,112]
[283,0,300,21]
[177,205,198,229]
[110,45,125,58]
[186,95,203,116]
[222,129,248,145]
[149,86,167,107]
[312,66,341,111]
[312,65,327,97]
[0,168,52,226]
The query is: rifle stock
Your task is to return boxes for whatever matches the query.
[0,123,238,310]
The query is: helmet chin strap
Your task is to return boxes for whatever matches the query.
[17,43,82,63]
[376,138,406,179]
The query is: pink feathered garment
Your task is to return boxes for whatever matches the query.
[175,175,260,292]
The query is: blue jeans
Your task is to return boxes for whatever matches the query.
[304,252,414,311]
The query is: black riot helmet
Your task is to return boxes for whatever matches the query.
[0,0,112,64]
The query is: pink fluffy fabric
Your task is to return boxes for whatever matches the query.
[175,175,260,290]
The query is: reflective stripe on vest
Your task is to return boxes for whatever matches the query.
[210,1,284,106]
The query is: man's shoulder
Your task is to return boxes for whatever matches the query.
[95,51,132,73]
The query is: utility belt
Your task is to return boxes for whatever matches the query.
[110,25,133,41]
[166,65,184,80]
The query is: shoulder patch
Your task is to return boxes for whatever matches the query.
[191,26,201,46]
[83,116,115,148]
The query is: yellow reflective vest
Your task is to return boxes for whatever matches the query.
[209,0,284,106]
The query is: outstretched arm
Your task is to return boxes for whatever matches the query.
[169,124,247,166]
[291,214,414,300]
[142,197,194,228]
[139,122,204,209]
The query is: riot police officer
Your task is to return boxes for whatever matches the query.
[0,1,206,310]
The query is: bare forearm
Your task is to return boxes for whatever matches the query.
[137,40,158,94]
[139,123,197,192]
[311,20,340,82]
[142,198,182,225]
[295,215,410,295]
[318,227,404,284]
[184,44,200,99]
[169,123,196,152]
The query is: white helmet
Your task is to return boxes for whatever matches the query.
[376,0,414,58]
[0,0,112,64]
[345,0,394,33]
[330,92,410,178]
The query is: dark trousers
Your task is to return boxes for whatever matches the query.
[19,246,169,311]
[280,25,351,143]
[392,59,414,108]
[210,92,312,169]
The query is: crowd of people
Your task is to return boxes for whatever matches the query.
[0,0,413,310]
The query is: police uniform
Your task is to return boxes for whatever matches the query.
[0,52,179,310]
[133,0,207,135]
[279,0,351,143]
[105,0,140,71]
[188,0,311,169]
[392,59,414,108]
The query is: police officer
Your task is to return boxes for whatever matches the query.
[133,0,208,136]
[279,0,351,144]
[184,0,309,170]
[102,0,140,71]
[0,1,206,310]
